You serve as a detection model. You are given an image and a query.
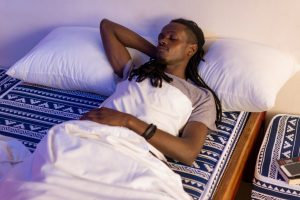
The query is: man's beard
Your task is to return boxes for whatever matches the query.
[155,56,168,65]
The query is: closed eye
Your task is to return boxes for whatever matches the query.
[170,35,178,40]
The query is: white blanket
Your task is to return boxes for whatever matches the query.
[0,120,191,200]
[0,136,31,181]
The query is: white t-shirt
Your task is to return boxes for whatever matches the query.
[108,60,217,132]
[102,61,217,160]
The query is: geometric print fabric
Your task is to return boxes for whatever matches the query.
[0,68,248,200]
[252,114,300,200]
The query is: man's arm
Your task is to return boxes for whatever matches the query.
[80,107,208,165]
[127,115,208,165]
[100,19,156,77]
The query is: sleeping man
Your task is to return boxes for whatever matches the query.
[0,18,221,200]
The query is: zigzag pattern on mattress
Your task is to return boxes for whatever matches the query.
[0,69,106,152]
[168,111,249,199]
[0,68,248,200]
[251,115,300,200]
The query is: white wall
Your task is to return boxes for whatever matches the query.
[0,0,300,124]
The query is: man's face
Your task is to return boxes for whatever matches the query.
[156,22,192,65]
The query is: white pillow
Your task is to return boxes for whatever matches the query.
[7,26,151,96]
[7,27,299,112]
[199,38,300,111]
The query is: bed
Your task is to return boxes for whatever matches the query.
[0,67,265,199]
[0,23,297,199]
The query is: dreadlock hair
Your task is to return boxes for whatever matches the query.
[128,18,222,125]
[128,59,172,88]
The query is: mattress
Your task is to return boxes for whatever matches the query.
[251,114,300,200]
[0,68,249,200]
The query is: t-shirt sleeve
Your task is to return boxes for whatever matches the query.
[114,59,135,83]
[188,89,217,131]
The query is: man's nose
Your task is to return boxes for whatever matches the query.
[158,38,167,46]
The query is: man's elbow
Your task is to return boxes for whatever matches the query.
[181,159,194,166]
[179,150,199,166]
[100,18,112,31]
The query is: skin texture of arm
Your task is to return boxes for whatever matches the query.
[81,107,208,166]
[81,19,209,165]
[100,19,156,77]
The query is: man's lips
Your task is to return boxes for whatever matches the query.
[157,46,169,52]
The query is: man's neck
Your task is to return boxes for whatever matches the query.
[165,64,187,80]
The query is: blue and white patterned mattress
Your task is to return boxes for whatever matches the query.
[0,68,249,200]
[251,114,300,200]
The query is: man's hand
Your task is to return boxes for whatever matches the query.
[80,107,133,127]
[80,107,208,165]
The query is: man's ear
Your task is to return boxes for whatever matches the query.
[187,44,198,57]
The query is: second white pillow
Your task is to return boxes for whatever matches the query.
[199,38,299,111]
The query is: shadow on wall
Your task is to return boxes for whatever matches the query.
[135,15,185,41]
[0,14,191,68]
[0,28,52,68]
[0,16,99,68]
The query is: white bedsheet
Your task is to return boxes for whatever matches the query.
[0,136,31,181]
[0,120,191,200]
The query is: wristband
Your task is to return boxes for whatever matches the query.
[142,124,157,140]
